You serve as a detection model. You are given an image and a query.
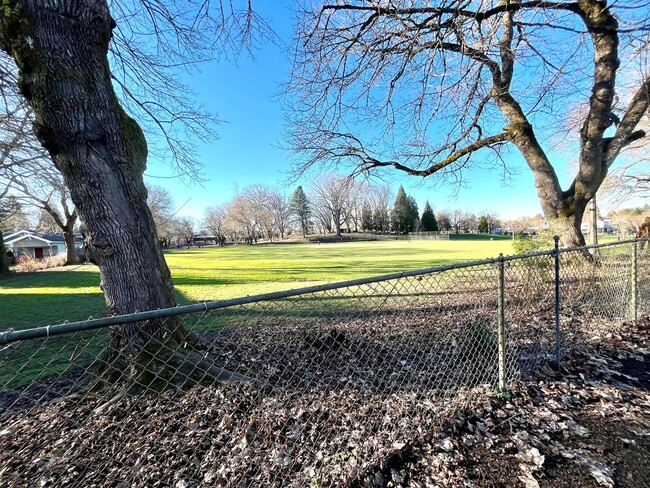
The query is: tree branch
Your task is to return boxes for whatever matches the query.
[604,74,650,166]
[358,132,512,177]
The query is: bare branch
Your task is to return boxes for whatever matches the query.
[105,0,275,180]
[287,0,650,246]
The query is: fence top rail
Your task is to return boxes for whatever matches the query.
[556,237,640,254]
[1,237,646,345]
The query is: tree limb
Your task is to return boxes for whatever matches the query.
[604,74,650,166]
[358,132,512,177]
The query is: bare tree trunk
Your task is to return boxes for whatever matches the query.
[546,212,586,249]
[1,0,174,315]
[536,183,590,248]
[0,0,245,391]
[62,225,78,265]
[0,232,9,274]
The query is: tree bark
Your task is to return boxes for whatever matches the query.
[1,0,176,314]
[545,207,588,249]
[489,3,616,248]
[334,212,342,237]
[0,231,9,274]
[0,0,245,390]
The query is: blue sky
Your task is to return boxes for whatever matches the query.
[140,2,568,222]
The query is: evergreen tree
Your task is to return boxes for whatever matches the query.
[373,205,390,233]
[407,196,419,232]
[391,186,419,233]
[420,201,438,231]
[478,215,489,234]
[289,186,312,237]
[361,204,373,232]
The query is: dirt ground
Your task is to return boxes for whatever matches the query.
[0,317,648,487]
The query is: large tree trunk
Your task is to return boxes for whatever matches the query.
[545,211,587,249]
[334,210,342,236]
[1,0,172,314]
[535,186,591,248]
[0,1,245,391]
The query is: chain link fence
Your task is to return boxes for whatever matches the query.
[0,238,648,486]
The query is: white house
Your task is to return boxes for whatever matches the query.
[581,218,613,235]
[3,230,68,259]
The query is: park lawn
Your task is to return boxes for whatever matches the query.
[0,237,516,389]
[1,238,515,331]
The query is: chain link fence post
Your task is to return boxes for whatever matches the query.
[497,253,506,391]
[553,235,561,370]
[633,239,638,325]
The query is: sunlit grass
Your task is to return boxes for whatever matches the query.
[0,238,515,330]
[0,237,516,389]
[165,239,515,301]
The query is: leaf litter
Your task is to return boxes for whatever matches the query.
[0,315,648,487]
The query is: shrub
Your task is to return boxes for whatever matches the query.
[16,253,67,272]
[513,230,555,255]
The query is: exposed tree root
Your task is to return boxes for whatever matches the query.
[92,390,128,416]
[74,321,257,409]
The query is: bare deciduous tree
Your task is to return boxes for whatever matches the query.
[242,184,286,242]
[146,184,176,248]
[172,216,197,247]
[435,211,451,232]
[267,188,292,240]
[288,0,650,247]
[0,56,46,270]
[608,206,650,236]
[11,162,80,264]
[600,159,650,206]
[310,174,357,236]
[365,183,393,234]
[204,204,228,246]
[448,208,474,235]
[503,214,544,236]
[227,193,261,245]
[0,1,268,389]
[0,196,30,231]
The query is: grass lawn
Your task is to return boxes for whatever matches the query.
[1,237,516,331]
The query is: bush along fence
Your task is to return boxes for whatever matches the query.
[0,238,648,486]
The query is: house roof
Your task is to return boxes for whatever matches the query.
[41,234,66,242]
[3,230,32,241]
[4,230,64,246]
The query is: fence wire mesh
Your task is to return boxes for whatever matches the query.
[0,239,648,487]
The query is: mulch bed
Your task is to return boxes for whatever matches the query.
[0,317,648,487]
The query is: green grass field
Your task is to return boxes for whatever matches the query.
[1,236,516,330]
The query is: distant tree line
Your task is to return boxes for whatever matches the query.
[1,171,510,254]
[145,175,510,247]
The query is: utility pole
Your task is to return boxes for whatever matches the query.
[590,194,598,246]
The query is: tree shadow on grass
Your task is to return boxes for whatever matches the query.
[0,292,106,330]
[0,270,101,290]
